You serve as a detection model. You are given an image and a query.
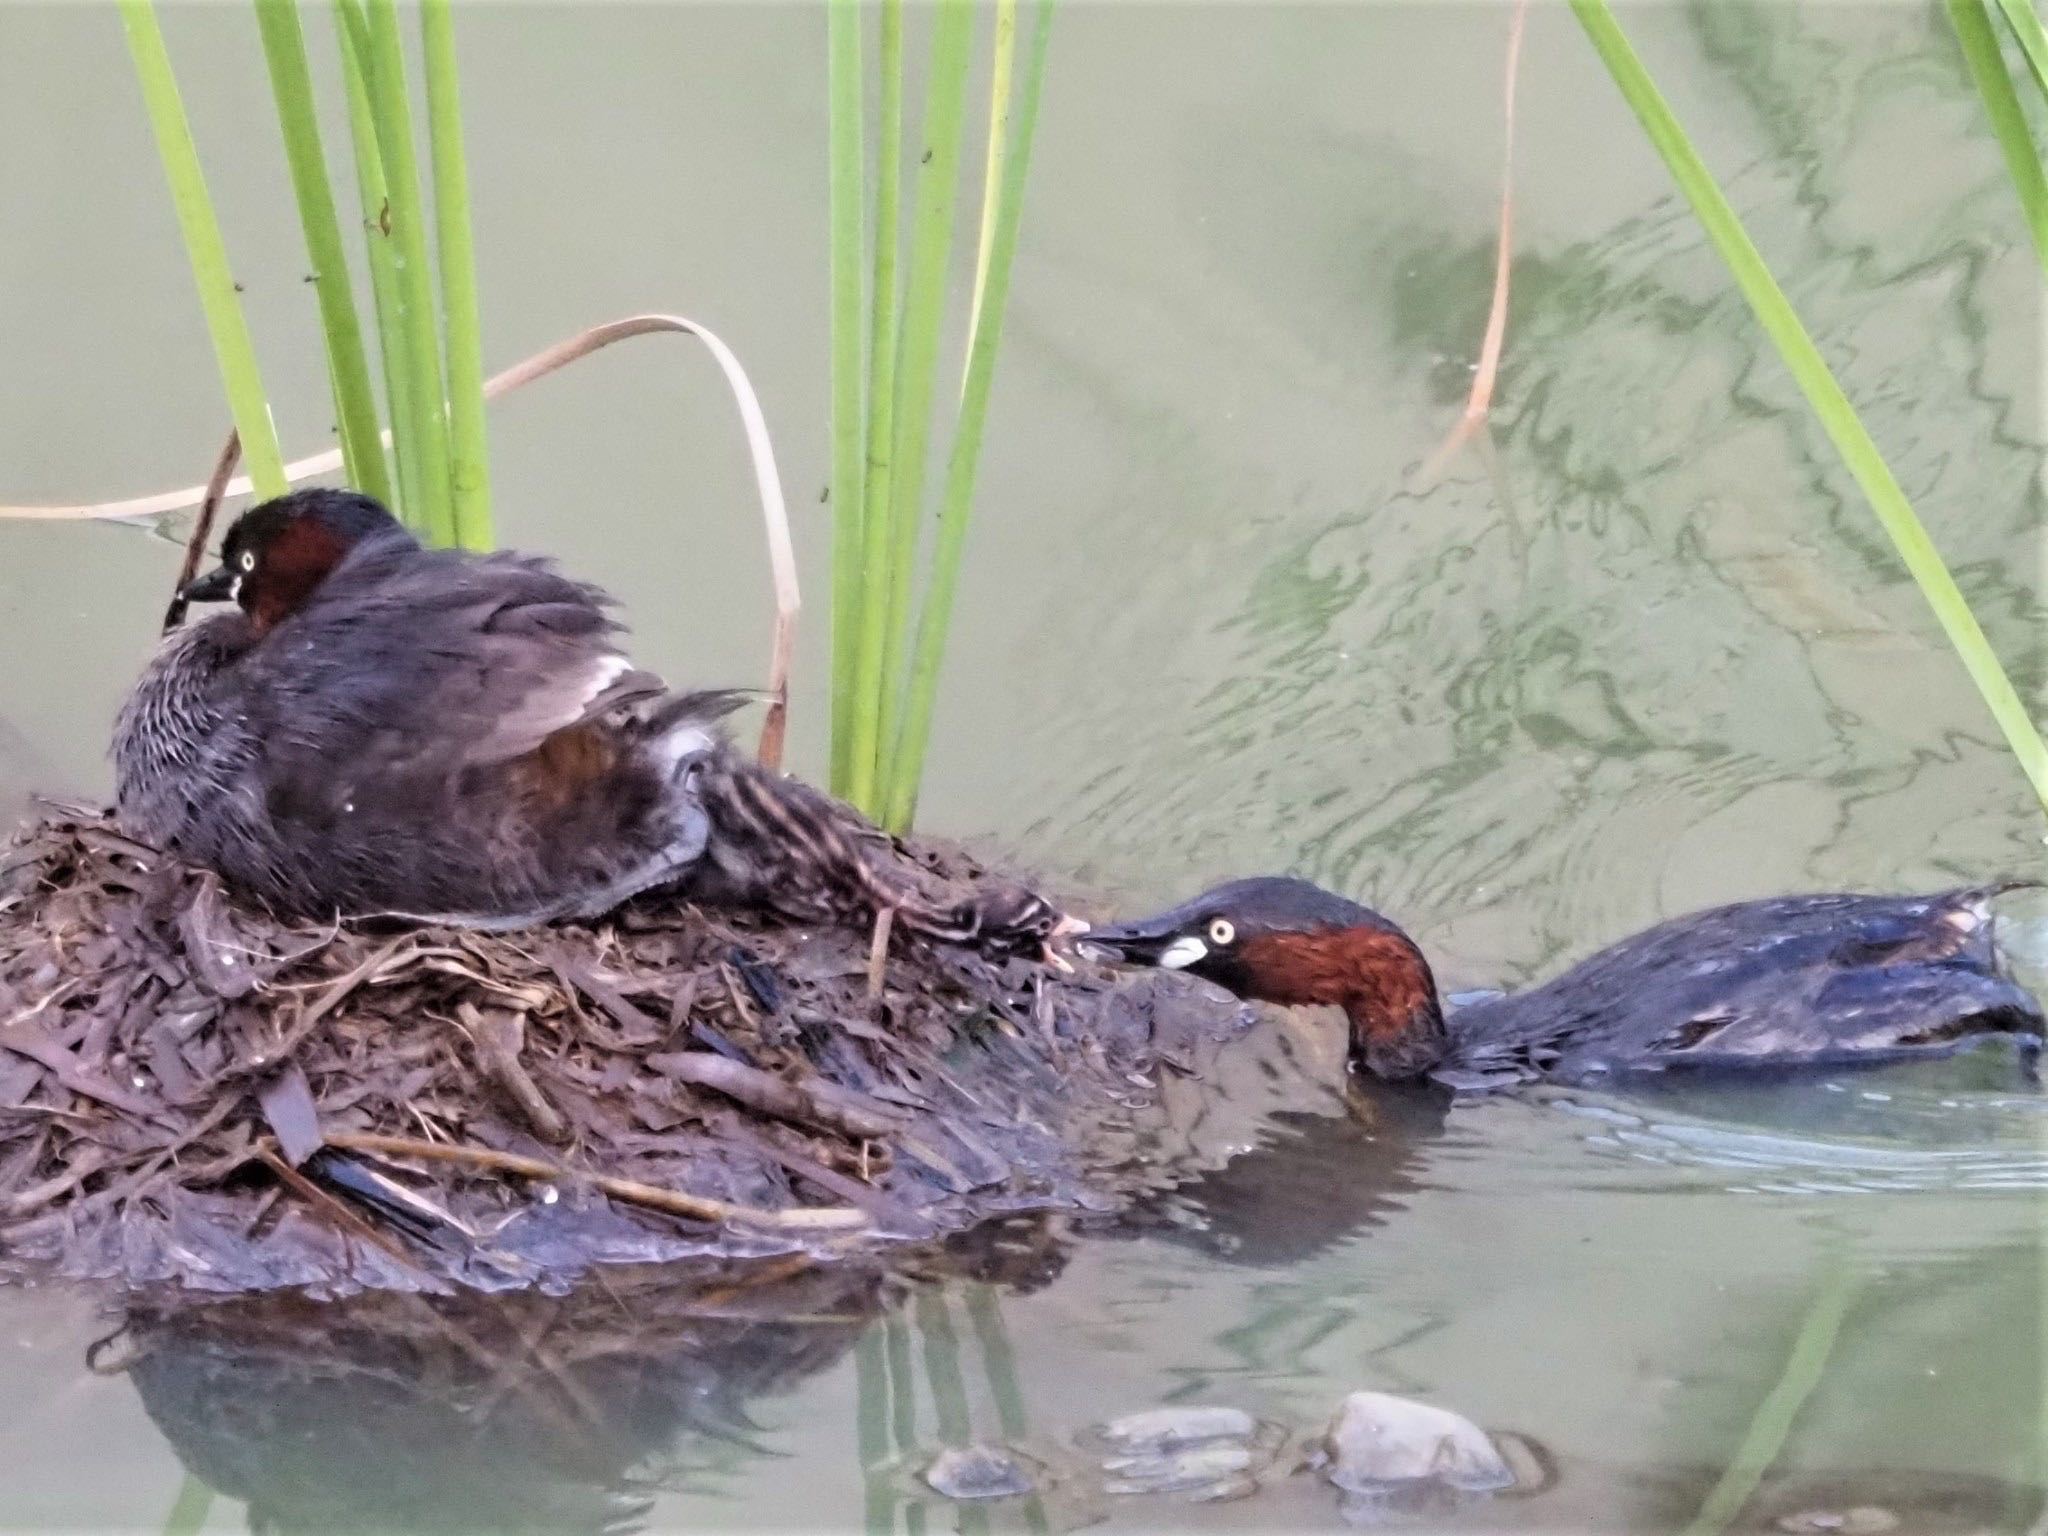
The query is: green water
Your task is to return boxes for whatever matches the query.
[1,2,2043,1530]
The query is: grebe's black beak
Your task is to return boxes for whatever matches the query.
[178,566,237,604]
[1078,906,1211,970]
[161,563,238,633]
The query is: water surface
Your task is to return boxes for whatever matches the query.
[0,3,2041,1530]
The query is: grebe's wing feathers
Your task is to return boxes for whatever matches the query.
[1445,888,2043,1083]
[247,542,671,786]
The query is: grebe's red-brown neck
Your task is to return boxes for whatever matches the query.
[179,488,413,633]
[1083,876,1449,1080]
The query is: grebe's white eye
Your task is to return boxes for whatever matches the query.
[1207,917,1236,947]
[238,550,256,572]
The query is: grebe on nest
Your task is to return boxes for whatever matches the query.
[114,489,1057,954]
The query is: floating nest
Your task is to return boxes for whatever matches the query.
[0,805,1250,1293]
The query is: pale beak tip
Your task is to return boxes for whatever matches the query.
[1040,913,1089,973]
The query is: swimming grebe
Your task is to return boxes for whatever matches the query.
[114,489,1056,952]
[1082,878,2044,1086]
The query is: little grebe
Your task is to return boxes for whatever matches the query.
[1083,878,2044,1086]
[114,489,1056,951]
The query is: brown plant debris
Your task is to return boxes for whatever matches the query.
[0,805,1250,1294]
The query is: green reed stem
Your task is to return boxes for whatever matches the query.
[1992,0,2048,102]
[853,1326,897,1536]
[915,1290,973,1444]
[253,0,391,506]
[846,0,907,815]
[421,0,491,549]
[883,0,1051,832]
[881,1310,928,1536]
[1950,0,2048,278]
[828,0,866,796]
[362,0,454,544]
[1679,1256,1860,1536]
[119,0,289,500]
[874,0,974,809]
[966,0,1016,350]
[1572,0,2048,817]
[915,1289,990,1536]
[334,0,419,522]
[159,1473,215,1536]
[964,1284,1051,1536]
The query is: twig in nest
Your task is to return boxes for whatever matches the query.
[866,906,895,1004]
[258,1146,427,1274]
[456,1002,567,1144]
[646,1051,906,1141]
[323,1130,870,1232]
[0,1148,110,1219]
[162,429,242,634]
[712,1119,921,1230]
[218,934,417,1085]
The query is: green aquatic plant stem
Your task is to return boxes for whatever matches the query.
[160,1474,215,1536]
[915,1290,974,1448]
[1992,0,2048,104]
[1950,0,2048,278]
[1678,1257,1860,1536]
[421,0,492,549]
[827,0,866,796]
[875,0,975,806]
[880,1311,928,1536]
[915,1290,991,1536]
[1572,0,2048,818]
[846,0,907,814]
[362,0,455,544]
[334,0,420,523]
[964,1284,1052,1536]
[966,0,1017,348]
[253,0,391,507]
[119,0,289,501]
[883,0,1052,832]
[853,1328,895,1536]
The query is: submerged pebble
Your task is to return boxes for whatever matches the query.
[1089,1403,1275,1500]
[1098,1405,1258,1451]
[1317,1390,1513,1493]
[1103,1440,1256,1495]
[1775,1508,1901,1535]
[922,1444,1036,1501]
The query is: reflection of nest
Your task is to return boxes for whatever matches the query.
[0,809,1243,1292]
[120,1223,1072,1534]
[120,1261,885,1534]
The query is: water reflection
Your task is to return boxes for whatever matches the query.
[1119,1086,1449,1270]
[125,1271,870,1532]
[118,1222,1068,1534]
[111,1214,2042,1534]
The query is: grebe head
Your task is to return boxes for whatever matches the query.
[180,488,410,631]
[1085,876,1450,1081]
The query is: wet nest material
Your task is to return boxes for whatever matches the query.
[0,805,1249,1294]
